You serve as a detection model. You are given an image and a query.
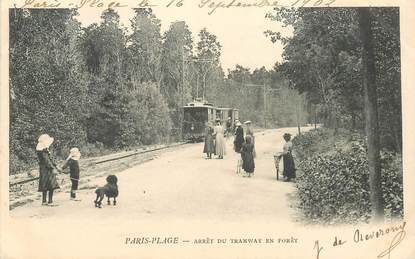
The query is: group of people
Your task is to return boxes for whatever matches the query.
[202,119,257,177]
[36,134,80,206]
[203,119,296,181]
[233,120,256,177]
[203,118,227,159]
[35,124,296,206]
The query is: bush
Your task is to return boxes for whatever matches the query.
[294,129,403,224]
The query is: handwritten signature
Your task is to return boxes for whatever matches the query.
[314,221,406,259]
[376,229,406,259]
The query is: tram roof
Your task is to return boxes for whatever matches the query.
[184,102,215,108]
[183,99,238,110]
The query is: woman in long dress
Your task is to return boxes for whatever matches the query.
[203,122,215,159]
[241,135,255,177]
[233,121,244,153]
[36,134,61,206]
[282,133,296,181]
[213,119,226,159]
[244,121,256,158]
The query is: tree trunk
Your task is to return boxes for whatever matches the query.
[358,8,384,221]
[296,98,301,135]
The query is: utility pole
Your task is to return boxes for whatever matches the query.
[241,82,278,128]
[184,57,215,100]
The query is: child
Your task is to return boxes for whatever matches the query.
[241,135,255,177]
[203,121,215,159]
[62,147,81,200]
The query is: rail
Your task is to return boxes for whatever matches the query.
[9,142,189,187]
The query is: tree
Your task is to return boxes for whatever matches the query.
[10,9,88,171]
[81,9,128,147]
[161,21,193,136]
[195,28,224,101]
[358,7,383,220]
[128,8,162,84]
[266,7,401,151]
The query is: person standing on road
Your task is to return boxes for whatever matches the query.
[213,119,226,159]
[241,135,255,177]
[282,133,296,182]
[203,122,215,159]
[244,121,256,158]
[36,134,61,206]
[61,147,81,200]
[225,117,232,139]
[233,121,244,153]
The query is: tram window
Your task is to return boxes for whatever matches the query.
[184,108,208,121]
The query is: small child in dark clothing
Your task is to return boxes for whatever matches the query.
[241,135,255,177]
[62,147,81,200]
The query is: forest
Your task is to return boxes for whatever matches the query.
[9,8,306,174]
[265,7,402,221]
[9,6,403,222]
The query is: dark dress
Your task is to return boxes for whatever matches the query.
[246,127,256,157]
[37,149,60,192]
[241,143,255,173]
[234,126,244,153]
[203,126,215,154]
[62,159,80,190]
[283,142,296,180]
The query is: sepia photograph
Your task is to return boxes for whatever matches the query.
[1,0,414,258]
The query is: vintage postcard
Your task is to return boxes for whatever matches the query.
[1,0,414,258]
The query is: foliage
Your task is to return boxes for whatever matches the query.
[127,8,162,84]
[10,9,88,172]
[9,8,307,175]
[266,8,401,152]
[160,21,193,134]
[293,129,403,224]
[119,82,172,146]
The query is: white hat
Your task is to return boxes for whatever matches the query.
[244,120,252,124]
[36,134,54,151]
[69,147,81,161]
[236,121,242,126]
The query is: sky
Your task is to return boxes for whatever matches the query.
[77,5,292,72]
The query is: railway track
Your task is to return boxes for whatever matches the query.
[9,142,192,209]
[10,142,189,187]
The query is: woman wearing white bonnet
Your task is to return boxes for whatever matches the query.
[36,134,61,205]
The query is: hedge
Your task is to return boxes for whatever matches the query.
[293,129,403,224]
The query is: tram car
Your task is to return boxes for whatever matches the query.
[183,99,217,142]
[182,99,239,142]
[215,107,239,133]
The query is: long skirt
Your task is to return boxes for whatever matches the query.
[38,169,60,192]
[215,133,226,157]
[283,153,296,179]
[247,134,256,158]
[242,152,255,173]
[203,135,215,153]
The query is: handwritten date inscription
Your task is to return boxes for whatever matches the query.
[19,0,337,11]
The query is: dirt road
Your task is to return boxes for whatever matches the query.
[11,127,310,221]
